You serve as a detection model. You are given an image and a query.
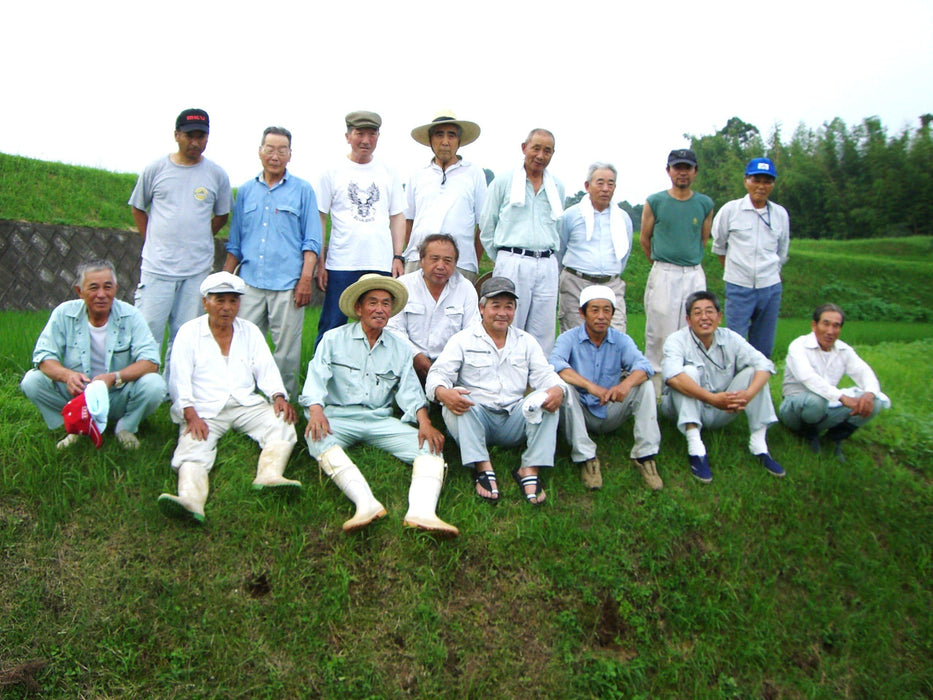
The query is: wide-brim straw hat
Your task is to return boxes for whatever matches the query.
[338,274,409,321]
[411,109,481,148]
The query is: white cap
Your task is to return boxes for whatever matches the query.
[579,285,616,309]
[200,271,245,297]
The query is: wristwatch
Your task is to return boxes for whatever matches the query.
[393,254,405,262]
[113,371,124,389]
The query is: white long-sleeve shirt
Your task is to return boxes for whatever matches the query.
[169,316,286,421]
[782,332,881,401]
[385,270,479,360]
[426,323,564,412]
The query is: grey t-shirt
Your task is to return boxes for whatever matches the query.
[128,155,232,277]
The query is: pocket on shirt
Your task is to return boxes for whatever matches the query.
[465,355,493,369]
[405,303,426,318]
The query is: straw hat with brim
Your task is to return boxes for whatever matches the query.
[339,274,409,321]
[411,110,481,148]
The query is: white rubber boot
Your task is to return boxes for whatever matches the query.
[252,441,302,490]
[319,446,386,532]
[403,455,459,537]
[157,462,209,524]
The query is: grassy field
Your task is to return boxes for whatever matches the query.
[1,308,930,698]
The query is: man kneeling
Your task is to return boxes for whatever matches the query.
[661,291,784,483]
[158,272,300,524]
[21,259,165,450]
[300,274,455,536]
[780,303,890,461]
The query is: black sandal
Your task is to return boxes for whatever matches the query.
[511,467,545,506]
[473,469,499,504]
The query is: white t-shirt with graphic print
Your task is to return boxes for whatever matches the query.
[317,157,405,272]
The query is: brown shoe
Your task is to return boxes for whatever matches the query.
[578,457,602,490]
[634,458,663,490]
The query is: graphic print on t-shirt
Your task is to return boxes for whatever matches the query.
[348,181,380,222]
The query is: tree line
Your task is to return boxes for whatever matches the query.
[688,114,933,239]
[561,114,932,239]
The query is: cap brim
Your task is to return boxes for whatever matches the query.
[178,125,209,133]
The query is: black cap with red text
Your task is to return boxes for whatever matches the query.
[175,108,210,133]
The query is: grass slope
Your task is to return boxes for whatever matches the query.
[0,153,139,230]
[1,310,930,698]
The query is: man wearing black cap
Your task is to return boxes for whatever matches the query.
[639,149,714,393]
[426,276,566,507]
[314,111,407,347]
[128,108,232,382]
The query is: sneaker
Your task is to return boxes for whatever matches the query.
[578,457,602,490]
[688,454,712,483]
[634,458,663,490]
[56,433,82,450]
[756,453,786,477]
[115,430,140,450]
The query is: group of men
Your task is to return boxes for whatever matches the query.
[19,107,890,539]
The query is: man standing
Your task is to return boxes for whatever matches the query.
[314,111,406,347]
[711,157,790,358]
[558,163,633,333]
[426,277,565,506]
[780,303,890,461]
[223,126,321,398]
[301,275,455,536]
[403,110,487,282]
[21,260,166,449]
[158,272,300,525]
[129,108,232,378]
[480,129,564,355]
[549,286,662,491]
[640,149,714,387]
[386,234,479,384]
[661,291,784,483]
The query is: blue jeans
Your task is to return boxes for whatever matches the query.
[314,269,389,350]
[725,282,782,358]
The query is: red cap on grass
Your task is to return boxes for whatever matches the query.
[62,393,103,448]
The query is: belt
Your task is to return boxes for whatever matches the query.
[564,266,615,284]
[500,246,553,259]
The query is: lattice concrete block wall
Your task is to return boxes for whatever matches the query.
[0,220,227,311]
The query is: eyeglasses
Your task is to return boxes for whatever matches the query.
[261,146,291,156]
[690,307,720,318]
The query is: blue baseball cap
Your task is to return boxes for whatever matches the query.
[745,157,777,178]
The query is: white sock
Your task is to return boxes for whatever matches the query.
[685,427,706,456]
[749,427,769,455]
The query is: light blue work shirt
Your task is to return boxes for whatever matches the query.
[549,325,653,419]
[32,299,161,374]
[661,326,775,392]
[558,204,633,276]
[226,170,322,291]
[300,323,426,423]
[479,170,565,262]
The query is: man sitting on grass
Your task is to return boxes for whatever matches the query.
[426,276,565,506]
[549,285,662,491]
[779,303,890,461]
[21,260,165,450]
[157,272,300,525]
[301,274,455,536]
[661,291,784,483]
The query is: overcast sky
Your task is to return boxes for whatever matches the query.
[2,0,931,206]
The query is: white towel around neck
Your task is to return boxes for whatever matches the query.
[578,195,630,260]
[509,166,563,220]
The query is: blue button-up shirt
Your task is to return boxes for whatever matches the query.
[226,170,322,291]
[299,323,427,424]
[549,325,653,419]
[32,299,161,374]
